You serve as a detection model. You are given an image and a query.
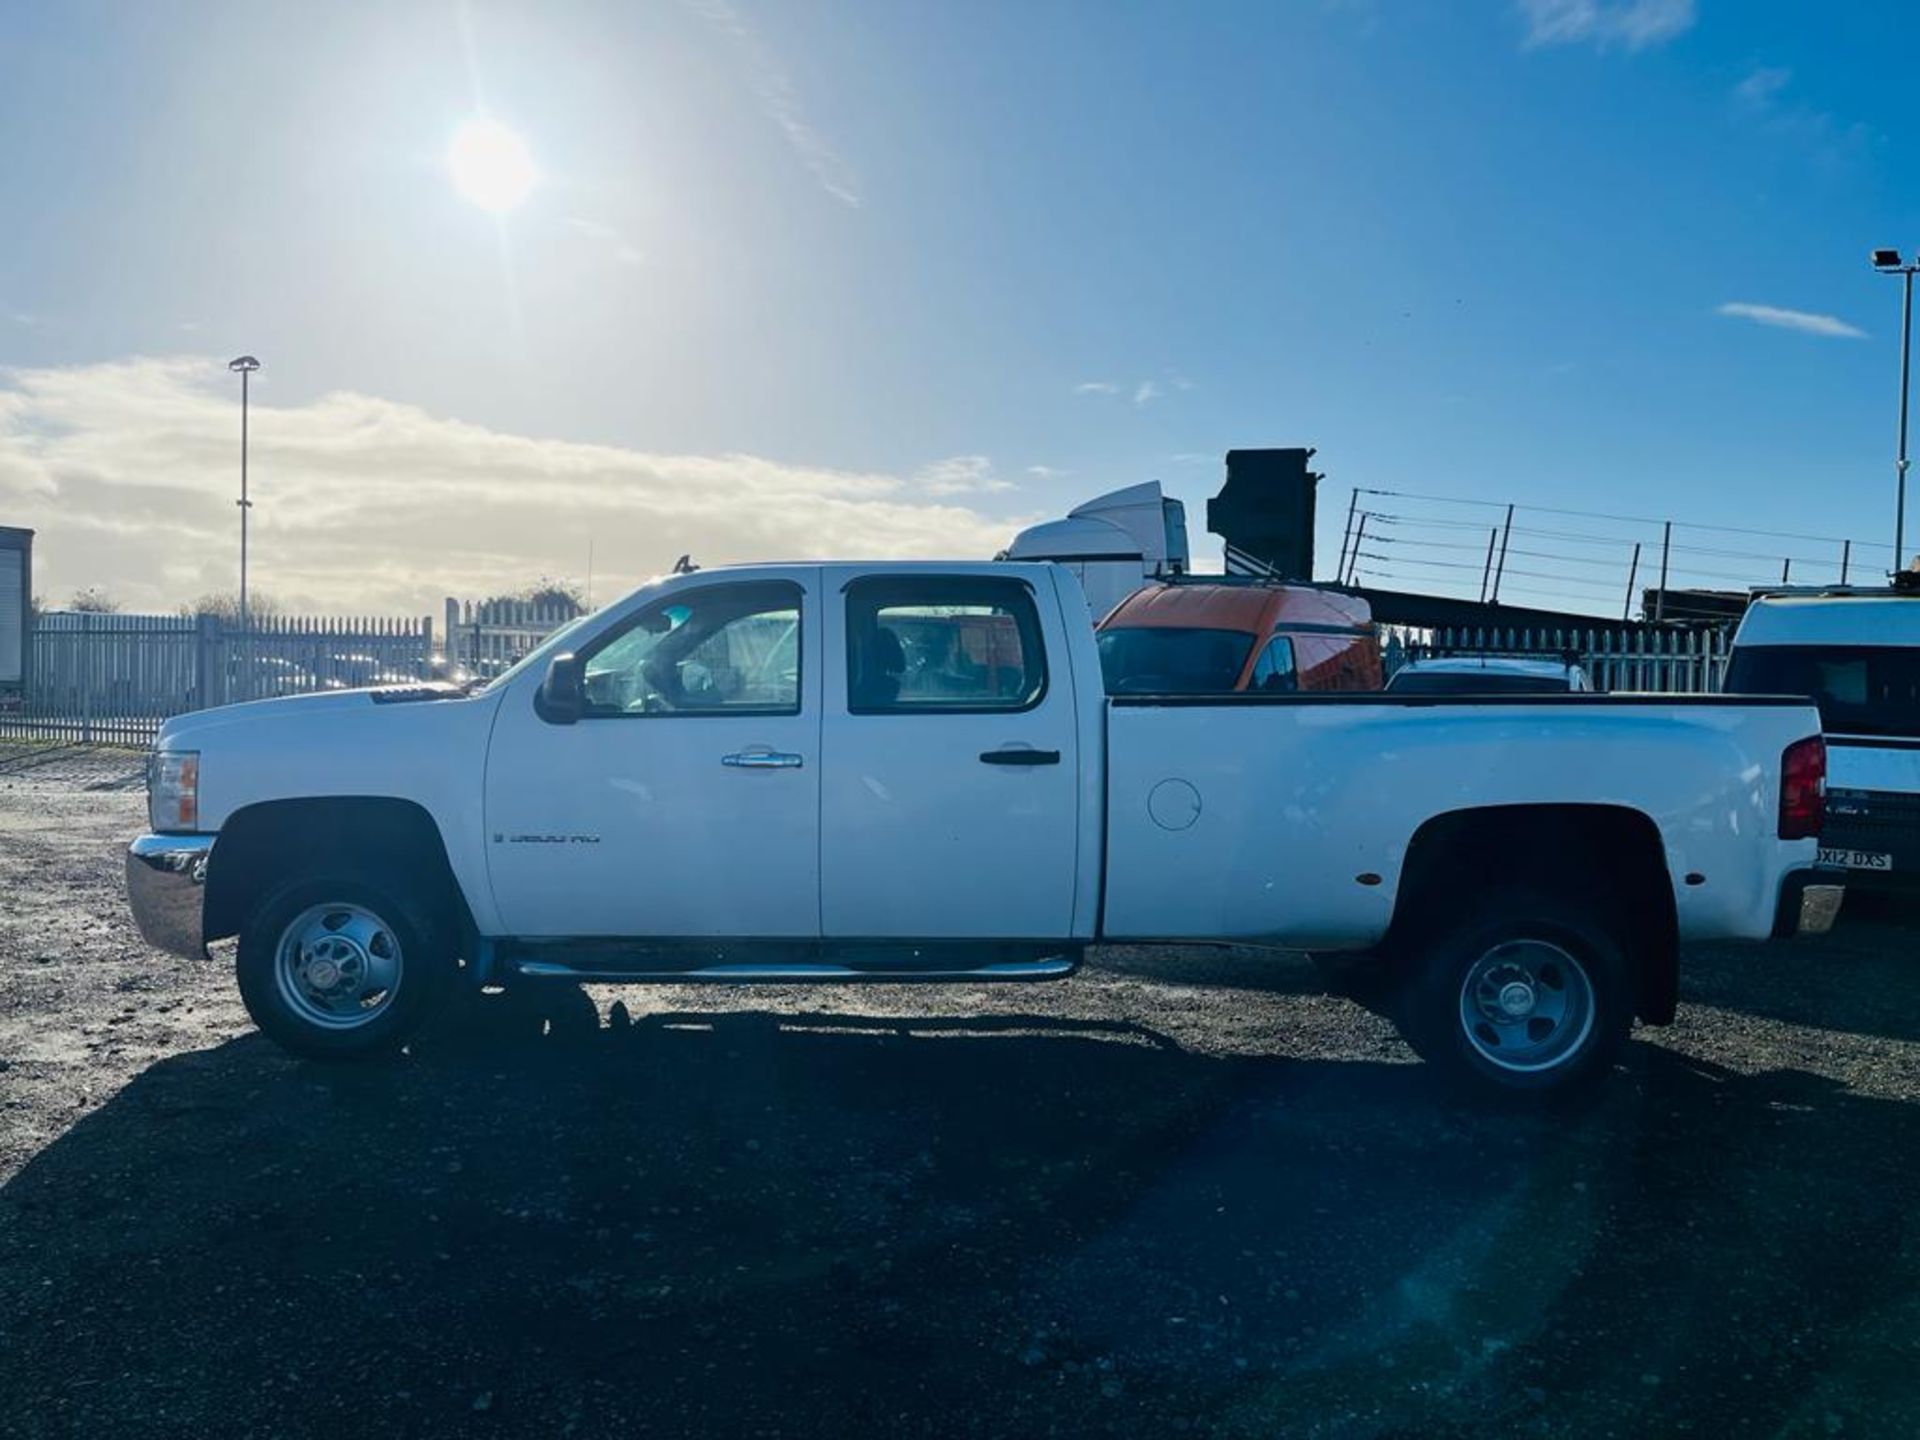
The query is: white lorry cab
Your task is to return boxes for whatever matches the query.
[129,560,1841,1099]
[998,482,1190,621]
[1726,589,1920,882]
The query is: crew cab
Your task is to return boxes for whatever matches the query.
[128,561,1841,1097]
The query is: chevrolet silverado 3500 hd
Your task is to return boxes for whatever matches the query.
[128,562,1841,1096]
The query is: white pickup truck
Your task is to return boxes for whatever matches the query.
[128,561,1841,1096]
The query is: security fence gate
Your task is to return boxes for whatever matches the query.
[0,611,435,746]
[444,596,581,679]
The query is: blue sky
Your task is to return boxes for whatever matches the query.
[2,0,1916,613]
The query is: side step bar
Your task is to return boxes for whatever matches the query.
[509,957,1080,984]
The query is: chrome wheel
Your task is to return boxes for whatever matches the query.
[1457,938,1595,1074]
[273,902,404,1030]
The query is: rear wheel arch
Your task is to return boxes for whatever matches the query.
[203,797,474,946]
[1387,803,1679,1025]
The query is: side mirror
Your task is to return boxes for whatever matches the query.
[536,652,585,724]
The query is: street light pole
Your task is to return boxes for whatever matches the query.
[227,355,260,697]
[1897,267,1913,572]
[1872,252,1916,573]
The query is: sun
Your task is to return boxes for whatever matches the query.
[448,118,536,213]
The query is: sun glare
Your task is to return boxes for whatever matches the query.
[448,118,536,213]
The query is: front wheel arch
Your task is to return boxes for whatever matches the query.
[203,796,473,948]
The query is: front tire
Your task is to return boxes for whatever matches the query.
[236,873,456,1058]
[1393,889,1632,1098]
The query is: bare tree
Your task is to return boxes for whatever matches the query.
[67,587,120,613]
[183,590,282,624]
[484,578,586,617]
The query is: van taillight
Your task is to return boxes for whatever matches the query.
[1779,735,1826,840]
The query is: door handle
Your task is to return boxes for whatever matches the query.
[979,748,1061,766]
[722,751,804,769]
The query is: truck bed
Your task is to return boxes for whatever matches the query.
[1099,690,1823,949]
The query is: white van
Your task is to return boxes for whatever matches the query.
[1725,590,1920,881]
[1387,655,1595,695]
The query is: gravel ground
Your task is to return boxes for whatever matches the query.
[1,742,1917,1438]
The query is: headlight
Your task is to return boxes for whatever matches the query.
[149,751,200,832]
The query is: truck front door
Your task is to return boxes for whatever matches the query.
[483,572,822,938]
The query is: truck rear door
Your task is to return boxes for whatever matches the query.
[818,569,1088,940]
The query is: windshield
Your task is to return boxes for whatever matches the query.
[1386,669,1572,695]
[1096,626,1255,694]
[1725,643,1920,737]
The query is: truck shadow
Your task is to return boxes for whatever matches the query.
[2,992,1916,1438]
[1680,896,1920,1042]
[1084,943,1330,992]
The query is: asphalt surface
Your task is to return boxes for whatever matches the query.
[1,742,1916,1438]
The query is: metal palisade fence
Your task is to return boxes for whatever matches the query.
[0,611,436,746]
[1382,623,1732,693]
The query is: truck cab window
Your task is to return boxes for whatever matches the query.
[845,577,1046,713]
[580,582,801,716]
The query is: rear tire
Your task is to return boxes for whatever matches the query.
[1393,888,1632,1099]
[236,872,456,1059]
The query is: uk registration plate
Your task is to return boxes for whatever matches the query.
[1818,847,1893,871]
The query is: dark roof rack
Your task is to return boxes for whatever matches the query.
[1410,642,1582,666]
[1151,571,1318,589]
[1747,580,1915,600]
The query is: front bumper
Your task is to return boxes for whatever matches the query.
[1772,868,1845,939]
[126,834,214,959]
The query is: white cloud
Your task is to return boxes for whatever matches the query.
[1516,0,1695,51]
[1077,375,1189,405]
[682,0,861,208]
[1730,65,1873,163]
[1025,464,1067,480]
[914,455,1015,497]
[0,357,1025,615]
[1717,302,1867,340]
[1734,66,1792,108]
[561,216,646,267]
